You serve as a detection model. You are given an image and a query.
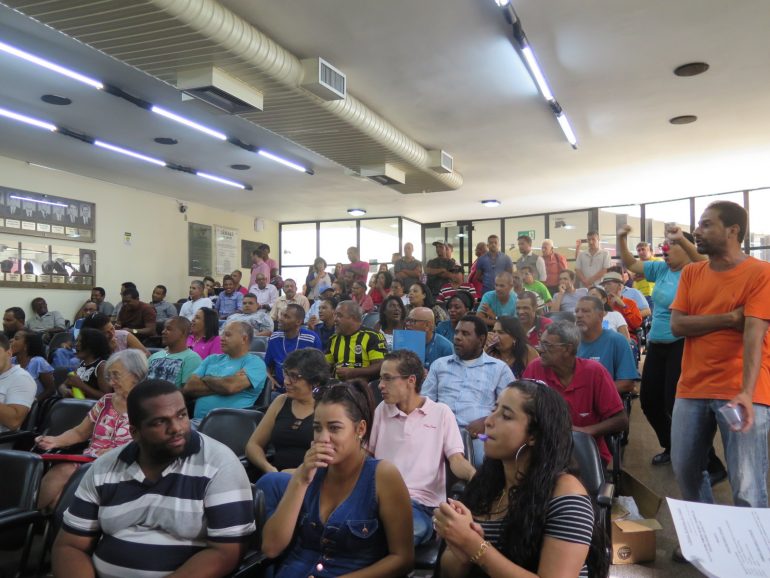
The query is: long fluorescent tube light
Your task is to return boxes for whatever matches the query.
[94,140,167,167]
[520,45,554,102]
[150,106,227,141]
[257,149,307,173]
[9,195,67,207]
[195,171,246,189]
[0,40,104,90]
[556,113,577,148]
[0,106,57,131]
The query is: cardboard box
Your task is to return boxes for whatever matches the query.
[611,471,663,564]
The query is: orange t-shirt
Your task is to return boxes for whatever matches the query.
[671,257,770,405]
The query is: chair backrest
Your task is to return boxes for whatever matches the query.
[361,312,379,330]
[52,463,92,537]
[249,336,268,352]
[253,379,272,412]
[47,332,74,363]
[41,399,98,437]
[571,431,605,497]
[0,450,44,511]
[199,408,264,460]
[18,400,39,432]
[368,379,384,406]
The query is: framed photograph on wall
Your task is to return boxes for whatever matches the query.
[0,186,96,242]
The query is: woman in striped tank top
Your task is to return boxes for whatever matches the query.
[433,380,610,577]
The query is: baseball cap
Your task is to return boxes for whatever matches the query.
[599,272,624,284]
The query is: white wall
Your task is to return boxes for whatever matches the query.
[0,155,278,322]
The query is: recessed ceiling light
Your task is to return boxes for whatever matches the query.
[230,164,251,171]
[669,115,698,125]
[40,94,71,106]
[481,200,501,207]
[154,137,178,145]
[674,62,710,77]
[347,208,366,217]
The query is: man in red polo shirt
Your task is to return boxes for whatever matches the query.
[523,320,627,463]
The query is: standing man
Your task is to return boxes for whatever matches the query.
[474,235,513,296]
[116,287,158,340]
[404,307,454,368]
[248,248,271,289]
[515,235,546,282]
[394,242,423,292]
[179,280,214,322]
[575,231,610,288]
[90,287,114,317]
[265,304,321,392]
[53,380,255,577]
[541,239,568,295]
[425,241,456,299]
[670,201,770,509]
[147,317,202,388]
[370,350,475,545]
[150,284,178,325]
[342,246,369,283]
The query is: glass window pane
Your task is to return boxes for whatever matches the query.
[750,249,770,262]
[548,211,590,262]
[749,189,770,248]
[402,219,422,261]
[360,218,399,266]
[471,219,501,253]
[504,216,546,260]
[320,221,357,269]
[694,192,744,226]
[646,200,690,254]
[598,205,642,258]
[281,223,317,266]
[280,266,312,293]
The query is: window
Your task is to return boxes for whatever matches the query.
[360,218,399,266]
[645,200,690,255]
[694,192,744,226]
[402,218,422,261]
[280,223,316,266]
[319,221,357,267]
[749,189,770,249]
[598,205,642,258]
[547,211,589,262]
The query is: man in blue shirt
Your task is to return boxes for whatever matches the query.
[214,275,243,319]
[183,320,266,422]
[474,235,513,295]
[575,296,639,393]
[404,307,453,368]
[477,272,517,327]
[265,304,321,392]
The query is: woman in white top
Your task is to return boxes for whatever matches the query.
[588,287,630,339]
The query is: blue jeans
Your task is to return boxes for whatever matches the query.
[671,398,770,507]
[412,501,435,545]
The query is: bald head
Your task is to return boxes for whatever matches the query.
[406,306,435,342]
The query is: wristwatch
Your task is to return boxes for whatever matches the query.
[131,328,138,335]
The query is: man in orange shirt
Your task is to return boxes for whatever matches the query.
[670,201,770,509]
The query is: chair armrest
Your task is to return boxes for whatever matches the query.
[0,429,37,447]
[597,482,614,508]
[448,481,466,500]
[0,507,43,529]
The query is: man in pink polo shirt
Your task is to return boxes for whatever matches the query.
[523,320,627,464]
[369,350,476,545]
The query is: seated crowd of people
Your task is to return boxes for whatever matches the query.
[1,200,768,577]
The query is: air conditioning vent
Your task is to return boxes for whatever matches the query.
[360,164,406,186]
[177,67,263,113]
[301,57,346,101]
[427,150,453,173]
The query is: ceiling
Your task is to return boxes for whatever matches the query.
[0,0,769,223]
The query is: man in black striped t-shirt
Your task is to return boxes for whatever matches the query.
[325,300,386,381]
[53,380,255,578]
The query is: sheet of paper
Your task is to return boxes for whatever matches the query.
[667,498,770,578]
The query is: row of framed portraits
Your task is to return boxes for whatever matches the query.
[0,239,95,290]
[0,186,95,242]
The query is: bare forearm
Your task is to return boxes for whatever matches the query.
[168,546,241,578]
[742,318,770,397]
[577,412,628,437]
[671,311,739,337]
[183,377,213,398]
[246,443,276,473]
[262,476,309,558]
[52,546,97,578]
[618,236,643,274]
[0,406,26,430]
[449,457,476,482]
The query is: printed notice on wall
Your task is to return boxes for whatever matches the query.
[214,225,238,275]
[667,498,770,578]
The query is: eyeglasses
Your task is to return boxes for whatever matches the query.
[284,371,303,382]
[537,341,567,352]
[379,374,410,383]
[405,318,428,325]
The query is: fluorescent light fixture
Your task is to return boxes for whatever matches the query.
[195,171,246,189]
[520,45,554,102]
[347,208,367,217]
[494,0,511,5]
[150,106,227,141]
[9,195,67,207]
[0,106,57,131]
[0,40,104,90]
[481,200,501,208]
[258,149,307,173]
[556,113,578,148]
[94,140,166,167]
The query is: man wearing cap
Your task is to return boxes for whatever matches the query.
[600,272,643,333]
[425,241,456,298]
[474,235,513,295]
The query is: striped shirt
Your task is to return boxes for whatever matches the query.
[473,494,593,577]
[325,329,386,377]
[62,431,255,578]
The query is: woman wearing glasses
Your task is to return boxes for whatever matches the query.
[246,348,330,474]
[261,381,414,577]
[35,349,148,512]
[433,380,609,578]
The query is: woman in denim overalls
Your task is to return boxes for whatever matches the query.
[261,381,414,577]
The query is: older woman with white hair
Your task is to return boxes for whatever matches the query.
[35,349,149,512]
